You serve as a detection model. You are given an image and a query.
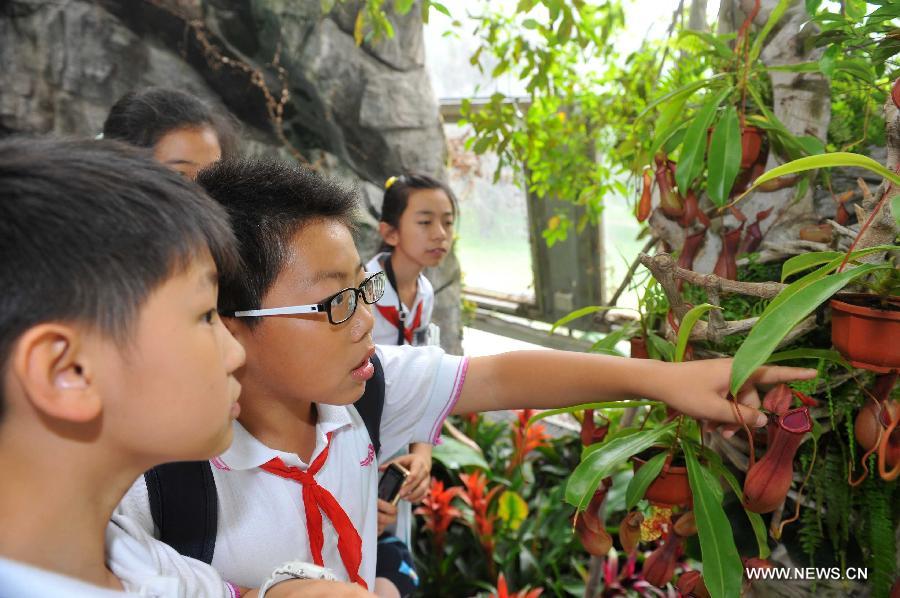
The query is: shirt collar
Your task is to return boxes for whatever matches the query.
[367,252,425,312]
[214,404,354,471]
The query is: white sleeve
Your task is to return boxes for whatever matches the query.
[111,475,242,598]
[376,344,468,459]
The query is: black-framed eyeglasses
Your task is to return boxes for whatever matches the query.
[231,271,386,325]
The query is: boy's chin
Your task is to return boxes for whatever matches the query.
[328,381,367,407]
[201,425,235,459]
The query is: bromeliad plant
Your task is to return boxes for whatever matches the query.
[414,410,584,597]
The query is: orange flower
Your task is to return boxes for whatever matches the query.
[491,573,544,598]
[508,409,550,474]
[459,470,503,560]
[414,478,463,553]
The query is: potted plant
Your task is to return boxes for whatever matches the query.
[728,148,900,398]
[830,290,900,373]
[631,448,691,508]
[636,1,823,222]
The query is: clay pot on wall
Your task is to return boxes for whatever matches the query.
[830,294,900,373]
[633,450,692,508]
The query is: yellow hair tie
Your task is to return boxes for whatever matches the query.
[384,176,398,190]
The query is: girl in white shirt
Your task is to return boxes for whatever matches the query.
[367,174,456,348]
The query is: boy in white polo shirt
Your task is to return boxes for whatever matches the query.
[114,158,816,596]
[0,138,372,598]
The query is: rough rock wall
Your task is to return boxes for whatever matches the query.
[0,0,462,353]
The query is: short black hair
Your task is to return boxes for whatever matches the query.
[102,87,238,158]
[380,173,458,252]
[196,159,359,323]
[0,136,239,422]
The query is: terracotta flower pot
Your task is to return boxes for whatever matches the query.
[633,450,692,508]
[630,336,650,359]
[830,294,900,373]
[739,126,764,169]
[705,125,766,169]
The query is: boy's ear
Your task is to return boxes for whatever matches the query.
[11,324,102,423]
[379,222,399,248]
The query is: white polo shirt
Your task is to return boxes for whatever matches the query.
[365,253,434,346]
[0,516,236,597]
[114,345,468,591]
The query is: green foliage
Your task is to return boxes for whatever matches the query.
[416,414,585,596]
[730,254,894,394]
[683,441,743,598]
[707,105,743,206]
[332,0,451,45]
[625,450,666,510]
[863,476,897,598]
[565,423,675,510]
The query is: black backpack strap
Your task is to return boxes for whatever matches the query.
[383,255,408,346]
[144,460,218,564]
[354,352,386,456]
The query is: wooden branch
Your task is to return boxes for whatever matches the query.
[640,253,787,301]
[827,219,857,240]
[640,252,819,343]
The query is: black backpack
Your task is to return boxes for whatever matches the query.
[142,353,386,564]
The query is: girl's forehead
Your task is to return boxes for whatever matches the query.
[407,187,454,212]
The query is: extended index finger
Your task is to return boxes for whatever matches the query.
[746,365,817,387]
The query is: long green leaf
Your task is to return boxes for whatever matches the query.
[749,0,791,63]
[780,251,843,281]
[772,246,896,310]
[649,119,689,161]
[763,249,876,320]
[766,61,821,73]
[745,86,812,160]
[526,400,655,427]
[550,305,622,333]
[703,449,771,559]
[646,331,675,362]
[748,152,900,195]
[675,303,720,363]
[636,75,728,121]
[676,88,731,194]
[565,423,675,510]
[707,106,743,207]
[625,451,667,510]
[893,194,900,229]
[683,442,743,598]
[766,348,850,370]
[679,30,735,60]
[730,263,890,394]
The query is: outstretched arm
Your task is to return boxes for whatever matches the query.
[452,352,816,429]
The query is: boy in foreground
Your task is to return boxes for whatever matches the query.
[0,138,371,598]
[116,158,816,595]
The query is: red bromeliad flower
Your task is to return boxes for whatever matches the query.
[459,470,504,560]
[490,573,544,598]
[598,551,674,597]
[413,478,463,553]
[508,409,551,473]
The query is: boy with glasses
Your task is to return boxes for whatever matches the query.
[115,158,816,596]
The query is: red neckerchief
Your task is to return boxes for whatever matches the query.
[259,432,366,588]
[375,301,423,344]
